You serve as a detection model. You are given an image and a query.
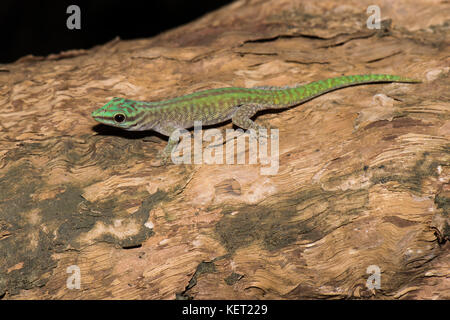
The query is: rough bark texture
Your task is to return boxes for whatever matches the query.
[0,0,449,299]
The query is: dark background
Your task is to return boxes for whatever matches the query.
[0,0,233,63]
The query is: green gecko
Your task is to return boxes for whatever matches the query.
[92,74,419,163]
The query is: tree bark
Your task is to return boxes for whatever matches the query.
[0,0,448,299]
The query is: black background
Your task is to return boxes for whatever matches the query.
[0,0,233,63]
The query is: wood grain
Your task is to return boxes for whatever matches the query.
[0,0,448,299]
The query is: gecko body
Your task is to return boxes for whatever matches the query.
[92,74,419,161]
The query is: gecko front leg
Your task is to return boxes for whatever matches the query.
[153,124,182,165]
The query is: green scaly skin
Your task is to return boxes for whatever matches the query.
[92,74,420,163]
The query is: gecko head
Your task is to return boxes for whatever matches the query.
[92,98,143,130]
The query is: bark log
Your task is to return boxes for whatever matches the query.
[0,0,449,299]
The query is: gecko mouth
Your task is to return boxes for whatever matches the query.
[92,115,110,122]
[92,114,117,127]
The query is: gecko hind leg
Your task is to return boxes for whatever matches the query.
[231,104,268,139]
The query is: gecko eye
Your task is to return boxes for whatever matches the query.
[114,113,126,123]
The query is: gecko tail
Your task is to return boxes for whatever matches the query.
[338,74,421,84]
[375,74,421,83]
[304,74,422,93]
[277,74,421,108]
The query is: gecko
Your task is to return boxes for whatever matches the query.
[91,74,419,163]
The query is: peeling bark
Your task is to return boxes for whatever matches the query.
[0,0,449,299]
